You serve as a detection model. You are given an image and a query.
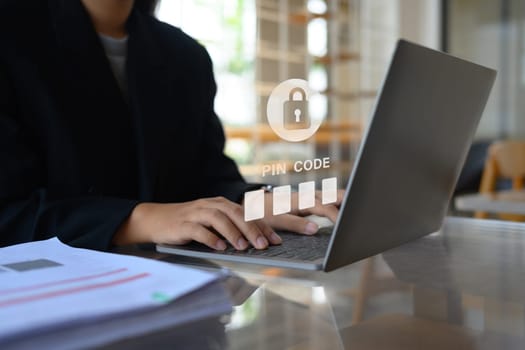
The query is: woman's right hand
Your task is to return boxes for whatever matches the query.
[113,197,282,250]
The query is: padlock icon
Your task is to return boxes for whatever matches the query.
[283,87,310,130]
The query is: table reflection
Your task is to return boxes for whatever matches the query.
[217,217,525,349]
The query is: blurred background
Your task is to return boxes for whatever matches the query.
[150,2,525,339]
[153,0,524,194]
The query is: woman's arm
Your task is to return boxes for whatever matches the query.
[0,60,139,250]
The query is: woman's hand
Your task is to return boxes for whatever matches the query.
[113,197,281,250]
[113,190,345,250]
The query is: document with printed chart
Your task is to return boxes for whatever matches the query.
[0,238,230,349]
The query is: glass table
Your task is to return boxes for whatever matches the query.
[106,217,525,349]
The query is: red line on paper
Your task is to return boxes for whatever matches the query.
[0,268,128,296]
[0,273,150,308]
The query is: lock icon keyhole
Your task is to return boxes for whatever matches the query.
[294,109,301,122]
[283,87,310,130]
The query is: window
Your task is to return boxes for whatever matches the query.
[156,0,401,184]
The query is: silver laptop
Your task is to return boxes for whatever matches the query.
[157,40,497,272]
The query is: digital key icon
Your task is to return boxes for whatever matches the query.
[283,87,310,130]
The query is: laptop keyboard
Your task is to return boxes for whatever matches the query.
[173,227,334,262]
[217,226,333,261]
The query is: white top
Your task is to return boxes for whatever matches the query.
[98,33,128,96]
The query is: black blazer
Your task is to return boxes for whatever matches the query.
[0,0,254,250]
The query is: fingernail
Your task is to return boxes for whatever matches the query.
[305,222,319,235]
[270,232,282,244]
[215,240,227,251]
[256,236,268,249]
[237,237,248,250]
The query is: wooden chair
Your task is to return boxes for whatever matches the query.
[476,140,525,220]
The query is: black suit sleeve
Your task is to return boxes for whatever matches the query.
[0,62,138,250]
[196,48,261,203]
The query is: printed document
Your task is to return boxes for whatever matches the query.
[0,238,228,348]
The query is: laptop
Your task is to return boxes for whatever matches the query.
[157,40,497,272]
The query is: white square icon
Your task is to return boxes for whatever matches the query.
[322,177,337,204]
[272,185,291,215]
[244,189,265,221]
[298,181,315,210]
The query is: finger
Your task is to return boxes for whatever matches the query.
[301,203,339,223]
[209,197,269,249]
[180,222,227,250]
[268,214,319,235]
[192,208,249,250]
[256,220,282,245]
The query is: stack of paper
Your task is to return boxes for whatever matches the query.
[0,238,232,349]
